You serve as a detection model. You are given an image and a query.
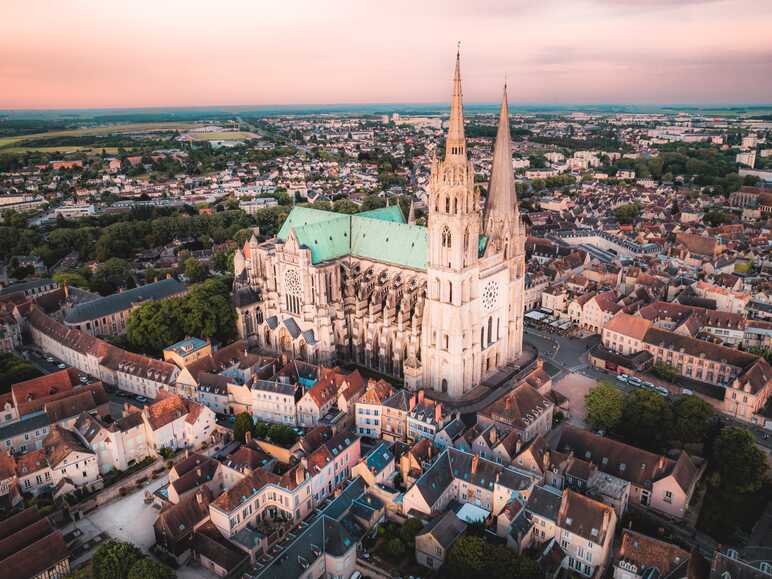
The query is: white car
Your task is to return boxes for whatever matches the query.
[654,386,669,397]
[616,374,630,383]
[628,376,643,386]
[57,363,66,369]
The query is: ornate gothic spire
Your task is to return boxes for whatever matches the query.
[484,83,518,227]
[445,43,466,162]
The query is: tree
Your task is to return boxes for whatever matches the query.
[617,389,673,451]
[651,362,678,382]
[53,271,90,288]
[332,198,360,214]
[445,535,485,579]
[233,412,255,443]
[712,427,768,494]
[127,558,175,579]
[91,540,143,579]
[671,395,714,445]
[384,537,406,560]
[360,195,386,212]
[399,517,424,545]
[0,352,42,393]
[585,382,624,433]
[613,202,641,224]
[183,257,208,283]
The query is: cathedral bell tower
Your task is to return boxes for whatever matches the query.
[421,48,483,398]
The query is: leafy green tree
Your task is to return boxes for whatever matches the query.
[651,362,678,382]
[52,271,90,288]
[671,395,714,445]
[332,199,360,214]
[360,195,386,212]
[399,517,424,544]
[486,544,541,579]
[127,558,175,579]
[183,257,208,283]
[617,389,673,451]
[233,412,255,443]
[445,536,485,579]
[0,353,43,393]
[384,537,406,560]
[712,427,768,494]
[613,202,641,224]
[91,540,143,579]
[585,382,624,433]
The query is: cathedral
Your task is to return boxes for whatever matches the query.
[232,50,526,399]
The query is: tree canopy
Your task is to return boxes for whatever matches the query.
[126,277,236,356]
[712,427,768,494]
[91,540,144,579]
[585,382,625,433]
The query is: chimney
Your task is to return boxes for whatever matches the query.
[185,448,190,459]
[196,467,202,478]
[63,281,69,299]
[295,465,305,485]
[245,430,252,444]
[409,394,417,411]
[418,390,425,403]
[434,402,442,424]
[196,491,203,505]
[490,427,497,444]
[471,454,479,474]
[166,272,172,279]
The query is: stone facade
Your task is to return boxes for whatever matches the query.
[232,52,525,399]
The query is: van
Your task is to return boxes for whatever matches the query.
[351,572,363,579]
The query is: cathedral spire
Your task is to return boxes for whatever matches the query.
[484,82,517,225]
[445,43,466,162]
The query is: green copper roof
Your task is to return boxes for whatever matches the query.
[276,206,427,270]
[357,205,406,223]
[478,234,488,257]
[352,215,427,270]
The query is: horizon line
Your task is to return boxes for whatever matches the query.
[3,101,772,114]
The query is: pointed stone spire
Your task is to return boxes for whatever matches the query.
[407,199,416,224]
[445,43,466,162]
[485,82,518,226]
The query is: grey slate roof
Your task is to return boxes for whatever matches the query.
[64,278,186,324]
[525,484,563,522]
[0,413,51,439]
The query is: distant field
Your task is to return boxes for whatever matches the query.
[2,145,125,154]
[0,121,199,149]
[184,131,258,141]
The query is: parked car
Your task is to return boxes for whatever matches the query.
[79,376,89,384]
[654,386,670,397]
[135,396,148,403]
[642,381,656,390]
[628,376,642,387]
[681,388,694,396]
[57,363,66,369]
[616,374,630,383]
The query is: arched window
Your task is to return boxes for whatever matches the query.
[454,197,458,214]
[441,226,451,248]
[488,317,493,346]
[448,281,453,303]
[256,308,264,324]
[481,326,485,350]
[445,196,451,213]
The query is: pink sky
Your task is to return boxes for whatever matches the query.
[2,0,771,109]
